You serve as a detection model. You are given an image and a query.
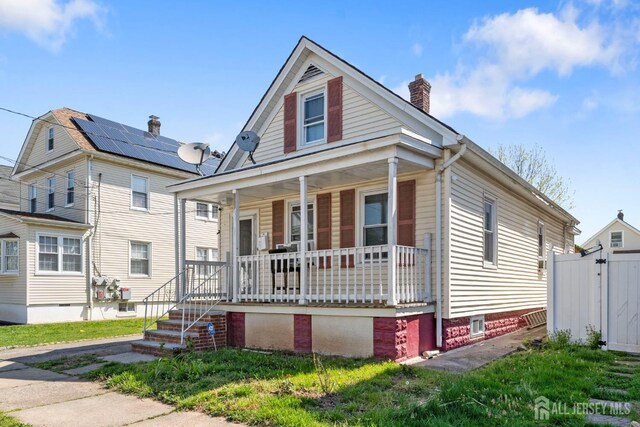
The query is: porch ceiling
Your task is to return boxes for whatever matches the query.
[199,157,427,204]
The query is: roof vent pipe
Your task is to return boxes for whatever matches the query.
[148,115,161,136]
[618,210,624,221]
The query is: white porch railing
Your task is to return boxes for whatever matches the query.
[235,245,431,305]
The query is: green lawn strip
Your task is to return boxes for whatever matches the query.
[85,344,624,426]
[0,412,28,427]
[31,354,104,373]
[0,318,147,348]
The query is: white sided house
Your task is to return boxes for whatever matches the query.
[0,109,220,324]
[582,211,640,254]
[138,37,580,360]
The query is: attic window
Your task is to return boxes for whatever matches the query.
[47,128,54,152]
[610,231,623,248]
[298,64,324,84]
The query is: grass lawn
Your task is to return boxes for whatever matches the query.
[0,318,146,347]
[85,341,640,426]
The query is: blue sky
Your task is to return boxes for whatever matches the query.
[0,0,639,242]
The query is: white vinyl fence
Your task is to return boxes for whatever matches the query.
[548,252,640,353]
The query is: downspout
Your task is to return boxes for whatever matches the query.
[86,156,94,320]
[436,136,466,348]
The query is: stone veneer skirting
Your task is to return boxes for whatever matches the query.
[441,308,539,351]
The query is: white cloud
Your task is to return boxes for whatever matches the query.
[412,43,423,57]
[0,0,105,51]
[412,6,632,119]
[391,80,410,101]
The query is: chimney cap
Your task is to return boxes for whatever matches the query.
[618,210,624,221]
[415,74,424,80]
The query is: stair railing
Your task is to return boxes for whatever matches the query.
[142,267,190,333]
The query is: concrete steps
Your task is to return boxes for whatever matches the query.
[132,309,227,356]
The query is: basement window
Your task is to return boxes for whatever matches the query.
[470,316,485,338]
[118,303,136,313]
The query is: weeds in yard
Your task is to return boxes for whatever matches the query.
[31,354,103,372]
[585,324,603,349]
[313,353,337,394]
[546,329,573,349]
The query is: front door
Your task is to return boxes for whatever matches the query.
[239,218,254,256]
[238,215,256,295]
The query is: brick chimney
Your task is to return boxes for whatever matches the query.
[408,74,431,113]
[618,210,624,221]
[147,115,161,136]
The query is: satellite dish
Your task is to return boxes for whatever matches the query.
[178,142,211,176]
[235,131,260,164]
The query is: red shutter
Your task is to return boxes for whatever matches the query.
[284,92,297,154]
[327,76,343,143]
[316,193,332,268]
[272,200,285,248]
[397,180,416,247]
[340,189,355,267]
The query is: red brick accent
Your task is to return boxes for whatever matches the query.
[293,314,312,353]
[227,312,245,347]
[442,308,539,351]
[374,313,436,361]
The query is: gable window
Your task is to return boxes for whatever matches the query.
[610,231,623,248]
[37,234,82,274]
[483,196,497,266]
[66,171,75,206]
[0,239,19,274]
[470,315,485,338]
[28,184,37,213]
[130,241,150,276]
[196,203,218,221]
[131,175,149,210]
[302,91,325,145]
[289,202,314,250]
[537,222,546,270]
[47,177,55,211]
[47,128,54,152]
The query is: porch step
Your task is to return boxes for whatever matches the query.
[145,329,199,345]
[131,340,186,356]
[156,319,210,332]
[168,309,226,322]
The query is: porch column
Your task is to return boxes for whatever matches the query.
[179,198,187,300]
[387,157,398,305]
[231,189,240,303]
[174,194,180,300]
[299,176,308,305]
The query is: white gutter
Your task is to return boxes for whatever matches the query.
[86,156,94,320]
[435,136,466,348]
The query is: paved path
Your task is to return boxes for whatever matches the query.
[0,336,241,426]
[405,325,546,372]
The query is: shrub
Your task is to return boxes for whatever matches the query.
[585,325,603,350]
[546,329,573,350]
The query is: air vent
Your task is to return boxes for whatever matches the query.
[298,64,324,83]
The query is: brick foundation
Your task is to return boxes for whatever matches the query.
[294,314,312,353]
[227,312,245,347]
[442,308,538,351]
[373,313,436,362]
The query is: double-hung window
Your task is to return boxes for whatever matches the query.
[196,203,218,221]
[0,239,19,274]
[361,191,388,260]
[483,196,497,266]
[289,202,314,250]
[47,128,54,151]
[66,171,75,206]
[610,231,623,248]
[28,184,37,213]
[131,175,149,210]
[302,91,325,145]
[47,177,55,211]
[196,247,219,261]
[130,242,150,276]
[37,234,82,274]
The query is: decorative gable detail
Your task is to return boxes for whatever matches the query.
[327,76,343,143]
[284,92,298,154]
[298,64,324,84]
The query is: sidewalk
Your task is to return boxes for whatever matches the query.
[0,336,241,426]
[405,325,546,372]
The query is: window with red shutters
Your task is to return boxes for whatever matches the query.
[340,189,355,267]
[316,193,332,268]
[272,200,285,248]
[284,92,297,154]
[327,76,343,143]
[397,180,416,247]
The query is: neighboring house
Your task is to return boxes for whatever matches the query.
[0,108,220,324]
[154,37,580,361]
[0,165,20,210]
[582,211,640,254]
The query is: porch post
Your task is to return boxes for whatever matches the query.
[387,157,398,305]
[174,194,180,301]
[180,198,187,300]
[299,176,308,305]
[231,189,240,303]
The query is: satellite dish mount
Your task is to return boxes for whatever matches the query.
[235,131,260,165]
[177,142,211,176]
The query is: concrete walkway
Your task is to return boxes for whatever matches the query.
[405,325,546,372]
[0,336,241,426]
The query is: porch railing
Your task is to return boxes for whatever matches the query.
[235,245,430,305]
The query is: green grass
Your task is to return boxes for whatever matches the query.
[0,412,28,427]
[0,318,146,347]
[31,354,104,373]
[85,343,639,426]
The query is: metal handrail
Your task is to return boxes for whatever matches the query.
[142,269,185,333]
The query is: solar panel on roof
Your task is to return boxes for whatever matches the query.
[71,116,220,174]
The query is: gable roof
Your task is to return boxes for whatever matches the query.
[0,208,90,228]
[13,108,220,177]
[216,36,460,173]
[582,217,640,246]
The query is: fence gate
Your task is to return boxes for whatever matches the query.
[548,252,640,353]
